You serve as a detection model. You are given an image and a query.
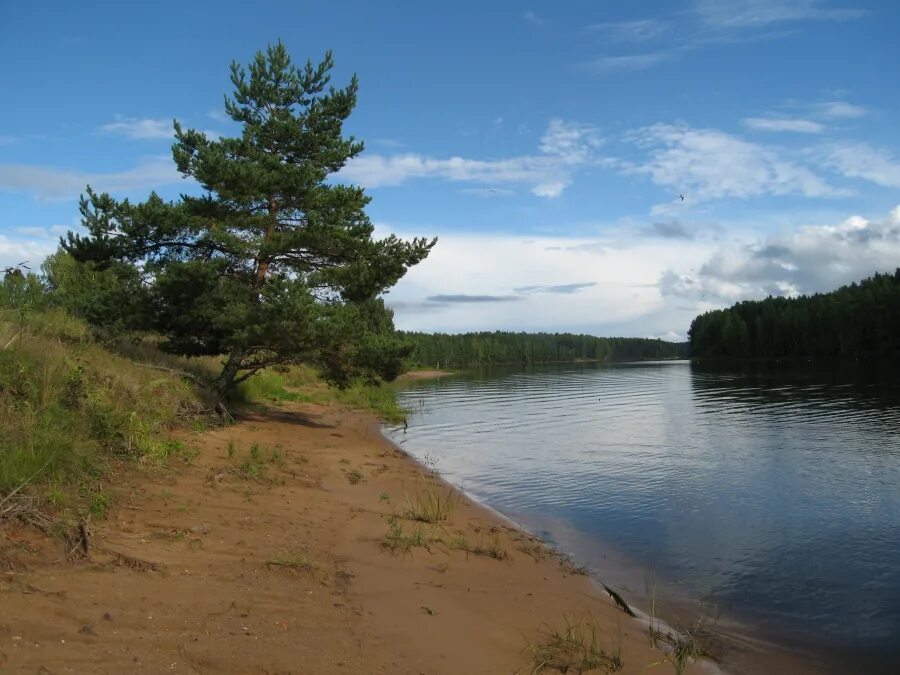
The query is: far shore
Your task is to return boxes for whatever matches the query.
[395,368,457,381]
[1,399,821,674]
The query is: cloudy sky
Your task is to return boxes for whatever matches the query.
[2,0,899,340]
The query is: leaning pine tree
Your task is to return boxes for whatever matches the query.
[64,43,435,408]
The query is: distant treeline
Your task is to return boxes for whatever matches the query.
[401,331,689,367]
[689,269,900,360]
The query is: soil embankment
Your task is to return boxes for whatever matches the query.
[2,402,712,674]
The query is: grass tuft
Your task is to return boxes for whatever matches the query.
[528,615,623,674]
[381,518,430,553]
[401,486,460,524]
[446,532,508,560]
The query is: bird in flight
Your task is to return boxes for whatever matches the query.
[679,194,685,201]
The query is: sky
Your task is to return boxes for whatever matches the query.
[2,0,899,341]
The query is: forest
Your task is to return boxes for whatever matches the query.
[688,269,900,359]
[402,331,689,367]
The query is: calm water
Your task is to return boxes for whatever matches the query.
[384,361,900,673]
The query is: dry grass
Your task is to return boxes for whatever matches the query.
[446,532,508,560]
[0,309,209,519]
[527,614,623,674]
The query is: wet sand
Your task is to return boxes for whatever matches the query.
[0,401,812,674]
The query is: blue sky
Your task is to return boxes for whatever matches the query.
[2,0,899,339]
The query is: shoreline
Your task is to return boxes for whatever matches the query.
[1,401,710,674]
[0,399,821,674]
[383,379,829,675]
[387,433,826,675]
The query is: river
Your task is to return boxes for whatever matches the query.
[384,361,900,674]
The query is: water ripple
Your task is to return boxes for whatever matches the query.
[387,362,900,670]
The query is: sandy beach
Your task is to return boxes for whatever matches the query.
[0,399,813,674]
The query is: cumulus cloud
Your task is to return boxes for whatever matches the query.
[627,123,844,205]
[339,119,603,198]
[0,156,183,201]
[659,206,900,305]
[743,117,825,133]
[99,116,174,140]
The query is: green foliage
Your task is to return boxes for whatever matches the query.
[402,331,688,367]
[64,42,434,400]
[689,269,900,359]
[41,250,148,338]
[332,381,408,423]
[234,366,408,422]
[0,307,200,513]
[234,370,302,403]
[0,271,49,312]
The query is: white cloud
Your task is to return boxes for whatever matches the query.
[693,0,865,28]
[0,156,184,201]
[587,19,668,42]
[627,123,845,205]
[0,234,58,272]
[660,205,900,305]
[743,117,825,133]
[381,226,714,336]
[822,142,900,188]
[587,53,670,72]
[99,116,174,140]
[340,119,603,198]
[539,118,603,160]
[0,136,16,145]
[815,100,867,119]
[523,10,543,25]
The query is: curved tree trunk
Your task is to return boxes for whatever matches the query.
[214,348,245,421]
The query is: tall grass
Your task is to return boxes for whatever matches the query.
[528,614,623,673]
[234,365,409,423]
[0,309,206,512]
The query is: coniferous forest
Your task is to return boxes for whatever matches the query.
[689,270,900,359]
[402,331,689,368]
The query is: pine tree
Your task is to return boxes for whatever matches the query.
[64,42,435,403]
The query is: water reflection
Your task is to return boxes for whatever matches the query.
[386,361,900,672]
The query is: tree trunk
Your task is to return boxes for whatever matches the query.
[213,348,245,421]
